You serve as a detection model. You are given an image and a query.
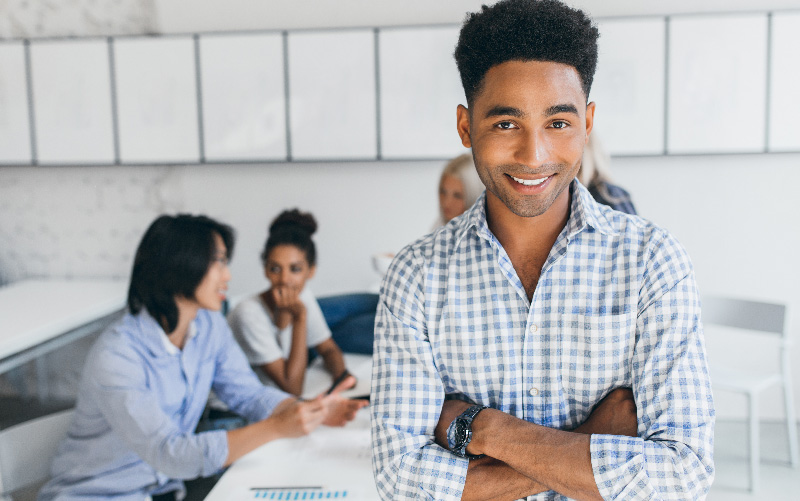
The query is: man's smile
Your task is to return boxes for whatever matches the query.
[508,174,552,186]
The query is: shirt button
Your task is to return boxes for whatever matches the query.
[529,387,540,396]
[529,324,538,333]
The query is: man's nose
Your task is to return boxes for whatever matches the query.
[515,129,548,167]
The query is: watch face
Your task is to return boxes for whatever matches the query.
[454,418,471,448]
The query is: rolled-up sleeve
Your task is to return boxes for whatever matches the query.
[370,249,469,500]
[591,236,715,500]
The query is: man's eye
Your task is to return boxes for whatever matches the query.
[291,266,303,273]
[496,121,516,130]
[551,121,569,129]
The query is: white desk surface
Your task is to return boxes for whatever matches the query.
[205,353,379,501]
[0,279,127,361]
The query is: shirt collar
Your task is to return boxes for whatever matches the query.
[159,320,198,355]
[137,309,199,356]
[455,178,620,246]
[567,179,621,238]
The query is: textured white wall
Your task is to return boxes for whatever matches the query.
[0,0,156,38]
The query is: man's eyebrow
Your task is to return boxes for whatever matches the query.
[484,106,525,118]
[544,104,579,117]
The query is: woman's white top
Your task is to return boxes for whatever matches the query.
[227,288,331,385]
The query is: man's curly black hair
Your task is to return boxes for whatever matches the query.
[454,0,599,106]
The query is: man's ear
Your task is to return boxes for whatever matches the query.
[585,101,596,140]
[456,104,472,148]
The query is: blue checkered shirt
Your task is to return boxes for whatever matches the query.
[371,180,714,500]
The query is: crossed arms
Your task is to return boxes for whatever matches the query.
[370,270,715,500]
[434,388,637,500]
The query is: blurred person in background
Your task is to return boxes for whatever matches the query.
[578,133,637,215]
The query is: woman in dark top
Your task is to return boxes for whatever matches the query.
[579,134,637,215]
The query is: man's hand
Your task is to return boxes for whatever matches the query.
[267,396,327,438]
[574,387,638,437]
[317,374,369,427]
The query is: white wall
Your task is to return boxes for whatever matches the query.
[2,0,799,419]
[613,153,800,420]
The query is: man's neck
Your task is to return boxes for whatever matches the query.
[168,297,199,350]
[485,188,572,300]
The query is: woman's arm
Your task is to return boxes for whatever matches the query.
[315,338,348,384]
[260,306,308,395]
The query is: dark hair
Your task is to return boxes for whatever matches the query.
[260,209,318,267]
[454,0,599,106]
[127,214,235,333]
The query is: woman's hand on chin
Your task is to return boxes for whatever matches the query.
[270,286,306,319]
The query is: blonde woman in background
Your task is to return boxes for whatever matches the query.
[434,152,485,228]
[579,134,637,215]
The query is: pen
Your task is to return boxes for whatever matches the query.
[326,369,351,395]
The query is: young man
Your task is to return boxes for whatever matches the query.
[370,1,714,500]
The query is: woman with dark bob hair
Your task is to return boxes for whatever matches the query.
[39,214,363,501]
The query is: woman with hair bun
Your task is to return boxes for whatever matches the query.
[228,209,363,397]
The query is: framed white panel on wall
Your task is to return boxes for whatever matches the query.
[591,18,665,155]
[379,26,465,159]
[288,30,376,160]
[0,42,32,165]
[114,37,200,163]
[30,40,115,164]
[769,12,800,152]
[199,33,287,162]
[668,14,768,154]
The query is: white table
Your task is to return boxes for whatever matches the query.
[0,279,128,398]
[205,353,379,501]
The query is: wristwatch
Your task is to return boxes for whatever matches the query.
[446,404,488,458]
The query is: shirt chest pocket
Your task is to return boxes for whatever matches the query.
[558,313,635,410]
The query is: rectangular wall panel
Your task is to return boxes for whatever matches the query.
[769,12,800,152]
[591,18,665,155]
[668,14,768,154]
[114,37,200,163]
[288,30,376,160]
[199,33,287,162]
[379,26,466,159]
[31,40,115,164]
[0,42,32,165]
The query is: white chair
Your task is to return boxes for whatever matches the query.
[0,409,73,501]
[702,296,798,492]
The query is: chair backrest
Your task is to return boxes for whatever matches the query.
[0,409,74,496]
[702,295,787,337]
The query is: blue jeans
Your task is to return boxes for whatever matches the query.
[317,293,378,355]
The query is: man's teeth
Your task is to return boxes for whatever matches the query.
[511,175,549,186]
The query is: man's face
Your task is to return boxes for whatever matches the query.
[457,60,594,219]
